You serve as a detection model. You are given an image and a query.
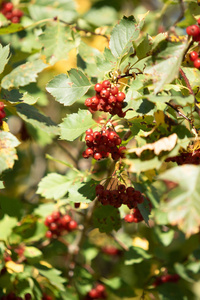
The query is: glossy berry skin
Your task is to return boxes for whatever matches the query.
[186,25,200,36]
[45,231,53,239]
[102,80,111,89]
[124,214,134,223]
[189,51,198,61]
[2,2,13,12]
[67,220,78,231]
[94,83,103,92]
[194,58,200,69]
[116,92,126,102]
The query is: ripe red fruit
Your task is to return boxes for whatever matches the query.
[186,25,200,36]
[0,110,6,119]
[189,51,198,61]
[44,215,54,226]
[116,92,126,102]
[12,9,23,18]
[11,16,20,23]
[85,134,94,143]
[0,102,4,110]
[2,2,13,12]
[194,58,200,69]
[93,152,102,160]
[88,288,99,298]
[110,86,118,95]
[91,96,99,106]
[67,220,78,231]
[102,80,111,89]
[118,184,126,192]
[61,214,71,227]
[24,293,32,300]
[100,89,110,99]
[85,98,92,107]
[124,214,134,223]
[94,83,103,92]
[51,211,60,221]
[49,222,58,231]
[96,283,105,293]
[85,148,93,156]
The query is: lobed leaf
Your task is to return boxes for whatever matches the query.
[93,205,121,233]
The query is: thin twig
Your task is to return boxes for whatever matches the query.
[173,0,185,26]
[179,67,200,117]
[165,101,198,134]
[54,140,79,168]
[109,233,129,251]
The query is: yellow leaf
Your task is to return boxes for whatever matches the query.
[154,110,165,125]
[129,133,177,156]
[6,261,24,273]
[2,121,9,132]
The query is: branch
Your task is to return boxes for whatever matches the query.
[179,67,200,117]
[173,0,185,26]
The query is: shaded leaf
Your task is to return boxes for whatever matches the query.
[60,109,96,141]
[37,265,66,291]
[93,205,121,233]
[102,277,136,298]
[0,44,10,75]
[84,6,117,27]
[0,215,18,241]
[0,23,24,35]
[124,246,152,265]
[24,247,43,264]
[46,69,91,106]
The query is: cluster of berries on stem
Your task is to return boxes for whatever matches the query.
[153,273,180,287]
[0,2,23,23]
[85,284,107,300]
[186,19,200,69]
[101,245,122,256]
[85,80,126,118]
[124,208,145,223]
[0,293,32,300]
[44,211,78,239]
[82,127,126,161]
[165,148,200,165]
[95,184,144,209]
[0,102,6,126]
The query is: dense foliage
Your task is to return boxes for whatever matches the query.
[1,0,200,299]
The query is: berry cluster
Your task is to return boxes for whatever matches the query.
[95,184,144,209]
[153,273,180,287]
[0,293,32,300]
[165,149,200,165]
[82,128,126,161]
[85,284,107,300]
[0,102,6,126]
[44,211,78,239]
[42,294,52,300]
[124,208,144,223]
[85,80,126,117]
[0,2,23,23]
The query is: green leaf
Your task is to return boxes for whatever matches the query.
[96,47,117,73]
[154,227,174,246]
[37,173,72,200]
[16,103,59,135]
[159,165,200,237]
[68,179,97,203]
[136,34,152,59]
[174,263,194,282]
[0,23,24,35]
[1,60,47,89]
[157,283,187,300]
[24,247,43,264]
[84,6,117,27]
[0,44,10,75]
[102,277,136,298]
[0,131,20,174]
[126,157,162,173]
[29,0,77,23]
[93,205,121,233]
[46,69,91,106]
[109,16,140,59]
[124,246,152,265]
[0,181,4,189]
[0,215,18,241]
[39,22,80,65]
[37,265,66,291]
[60,109,96,141]
[145,41,188,94]
[74,267,93,295]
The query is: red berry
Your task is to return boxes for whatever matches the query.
[118,184,126,192]
[108,95,117,105]
[94,83,103,92]
[5,11,13,20]
[189,51,198,61]
[110,85,118,95]
[0,110,6,119]
[67,220,78,231]
[86,128,93,135]
[45,231,53,238]
[102,80,111,89]
[88,289,99,299]
[51,211,60,221]
[0,102,4,110]
[24,293,32,300]
[96,283,105,293]
[193,34,200,42]
[194,58,200,69]
[93,152,102,160]
[124,214,134,223]
[116,92,126,102]
[91,96,99,106]
[100,89,110,99]
[49,222,58,231]
[85,134,94,143]
[11,16,20,23]
[198,18,200,26]
[2,2,13,12]
[74,202,80,208]
[85,148,93,156]
[61,214,71,227]
[44,215,54,226]
[12,9,23,18]
[186,25,200,36]
[85,98,92,107]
